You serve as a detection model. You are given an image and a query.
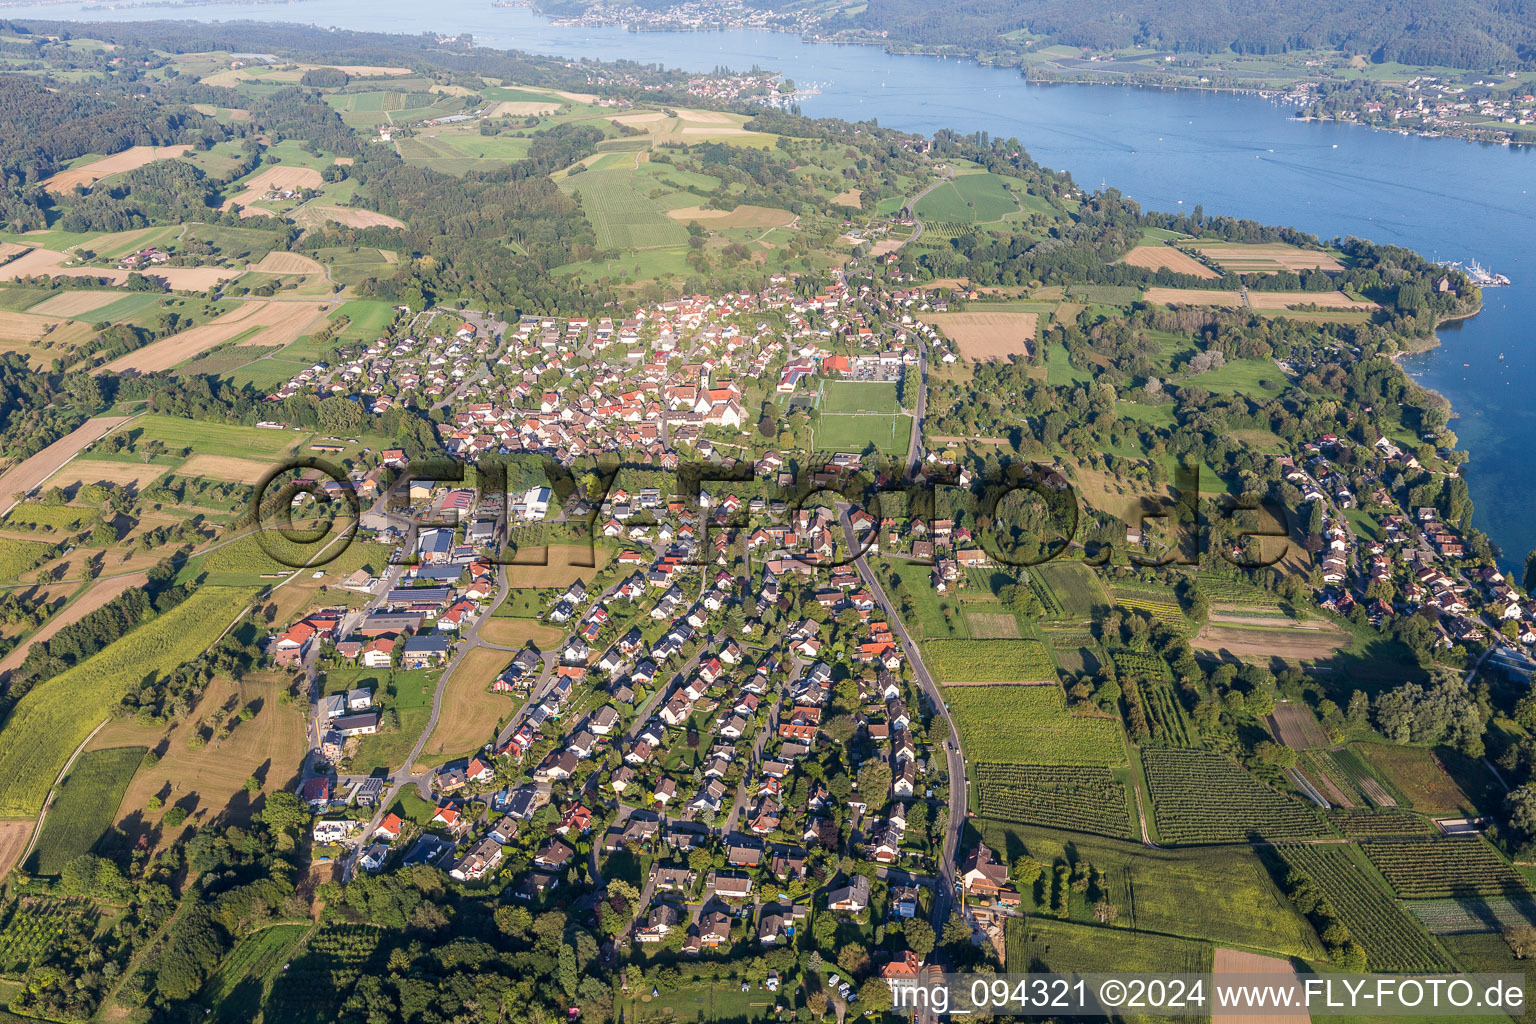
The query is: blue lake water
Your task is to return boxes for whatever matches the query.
[14,0,1536,568]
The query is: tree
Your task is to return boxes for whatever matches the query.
[1093,900,1119,924]
[904,917,935,958]
[1010,855,1044,891]
[557,944,578,999]
[941,911,971,947]
[1507,784,1536,849]
[858,977,893,1014]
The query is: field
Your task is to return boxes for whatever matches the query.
[177,454,280,484]
[225,165,326,212]
[1006,916,1211,975]
[1352,742,1473,814]
[262,924,390,1023]
[0,822,28,882]
[974,763,1131,838]
[291,205,405,230]
[1144,287,1246,307]
[1245,290,1378,311]
[0,573,146,678]
[43,145,192,193]
[1267,702,1331,749]
[1211,949,1306,1024]
[1031,561,1107,619]
[0,539,51,582]
[947,685,1126,766]
[1360,837,1528,898]
[0,586,256,819]
[1405,895,1536,935]
[923,311,1036,361]
[47,459,167,491]
[557,168,689,250]
[250,252,324,276]
[813,413,910,455]
[476,617,563,649]
[965,611,1021,637]
[0,415,133,510]
[1181,242,1344,274]
[418,647,521,762]
[504,542,611,589]
[1120,244,1219,279]
[28,745,145,875]
[1192,616,1348,662]
[26,290,129,317]
[914,172,1020,223]
[927,638,1055,682]
[818,379,899,414]
[117,414,307,460]
[1140,748,1332,843]
[1278,843,1453,972]
[664,205,795,228]
[95,301,329,374]
[87,671,308,848]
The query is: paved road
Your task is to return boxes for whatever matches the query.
[837,506,965,928]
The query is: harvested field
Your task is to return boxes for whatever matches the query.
[0,415,132,511]
[0,242,28,263]
[0,309,91,343]
[332,65,412,76]
[0,819,29,882]
[1144,287,1245,307]
[177,454,279,484]
[0,573,147,680]
[923,311,1037,361]
[1213,949,1310,1024]
[610,112,665,126]
[86,672,306,850]
[479,617,562,649]
[95,300,328,374]
[494,100,560,115]
[678,126,752,136]
[1184,242,1343,274]
[43,146,192,194]
[504,543,610,588]
[26,291,123,318]
[48,460,166,490]
[665,204,795,228]
[869,239,905,257]
[251,251,324,276]
[225,166,326,211]
[832,189,863,207]
[420,648,518,761]
[292,205,406,230]
[1121,244,1219,279]
[1268,702,1330,749]
[1245,291,1378,311]
[677,109,733,123]
[0,248,238,291]
[0,247,127,285]
[1192,619,1347,662]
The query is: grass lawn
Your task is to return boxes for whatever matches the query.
[885,561,969,639]
[914,171,1019,223]
[117,414,308,460]
[1183,358,1288,397]
[620,979,775,1023]
[988,822,1322,959]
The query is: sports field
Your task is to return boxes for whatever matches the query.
[819,379,901,414]
[814,413,910,455]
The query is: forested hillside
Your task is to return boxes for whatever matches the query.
[789,0,1536,69]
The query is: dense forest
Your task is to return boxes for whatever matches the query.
[767,0,1536,69]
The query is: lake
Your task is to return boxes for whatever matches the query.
[14,0,1536,570]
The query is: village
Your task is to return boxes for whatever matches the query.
[254,267,1536,976]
